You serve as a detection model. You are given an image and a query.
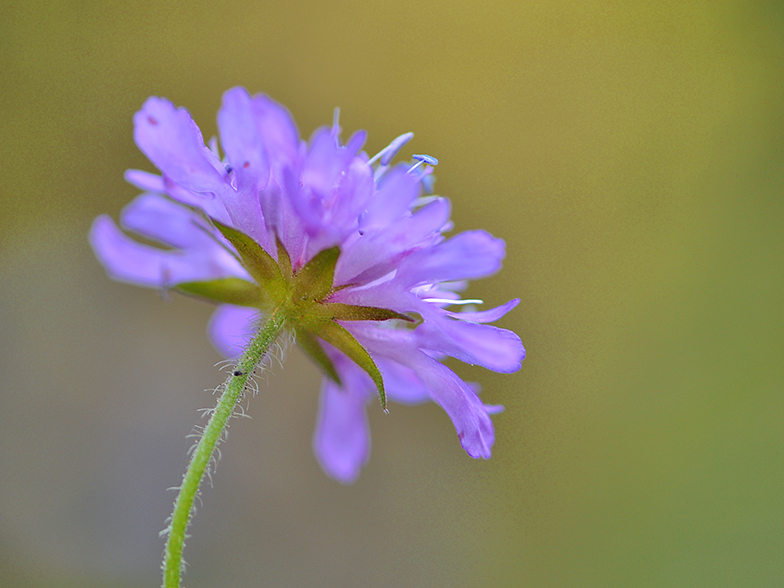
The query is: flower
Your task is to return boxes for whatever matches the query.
[90,87,524,483]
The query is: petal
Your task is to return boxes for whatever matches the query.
[444,298,520,323]
[302,128,363,201]
[336,197,450,285]
[415,314,525,373]
[396,230,505,287]
[133,97,228,194]
[313,365,373,484]
[161,175,233,225]
[218,87,270,191]
[415,356,496,458]
[124,169,164,192]
[208,304,259,359]
[376,357,431,405]
[330,158,375,230]
[215,88,271,249]
[119,193,214,249]
[248,92,301,176]
[89,215,239,288]
[358,166,420,233]
[346,324,496,459]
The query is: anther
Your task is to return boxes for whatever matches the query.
[413,154,438,165]
[407,153,438,174]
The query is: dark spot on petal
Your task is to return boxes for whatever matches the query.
[243,161,250,169]
[147,116,158,126]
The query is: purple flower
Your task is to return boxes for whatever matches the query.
[90,87,524,483]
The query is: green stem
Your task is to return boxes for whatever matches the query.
[163,308,288,588]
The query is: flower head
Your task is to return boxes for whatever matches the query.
[90,87,524,483]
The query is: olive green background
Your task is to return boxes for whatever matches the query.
[1,1,782,587]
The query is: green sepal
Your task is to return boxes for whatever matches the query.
[276,237,293,282]
[211,220,286,301]
[296,329,341,384]
[304,320,387,410]
[177,278,263,307]
[291,246,340,303]
[325,303,413,322]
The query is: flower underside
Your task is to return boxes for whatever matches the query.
[89,87,526,484]
[178,219,411,409]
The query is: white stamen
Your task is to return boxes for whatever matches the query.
[368,132,414,165]
[423,298,484,306]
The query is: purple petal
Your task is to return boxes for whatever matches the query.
[335,197,450,285]
[301,128,348,200]
[416,357,495,458]
[248,92,300,177]
[346,324,496,459]
[161,176,232,225]
[89,215,241,288]
[326,157,374,232]
[119,193,214,250]
[218,87,270,192]
[415,314,525,373]
[485,404,505,415]
[124,169,164,192]
[376,357,431,405]
[443,298,520,323]
[313,366,372,484]
[133,97,228,195]
[397,230,505,287]
[358,167,420,233]
[208,304,259,359]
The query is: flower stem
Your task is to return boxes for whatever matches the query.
[163,308,288,588]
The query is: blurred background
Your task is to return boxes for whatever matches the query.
[2,1,783,586]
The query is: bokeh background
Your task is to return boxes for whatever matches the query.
[2,1,783,586]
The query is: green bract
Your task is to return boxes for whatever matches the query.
[177,220,412,410]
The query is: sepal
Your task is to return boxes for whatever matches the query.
[302,320,387,410]
[177,278,262,306]
[291,246,340,303]
[211,219,286,301]
[325,303,412,322]
[296,330,341,384]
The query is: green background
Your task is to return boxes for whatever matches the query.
[1,1,782,586]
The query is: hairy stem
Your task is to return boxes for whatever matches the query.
[163,308,288,588]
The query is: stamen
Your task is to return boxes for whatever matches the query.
[368,132,414,165]
[407,153,438,174]
[331,107,341,141]
[413,153,439,165]
[423,298,484,306]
